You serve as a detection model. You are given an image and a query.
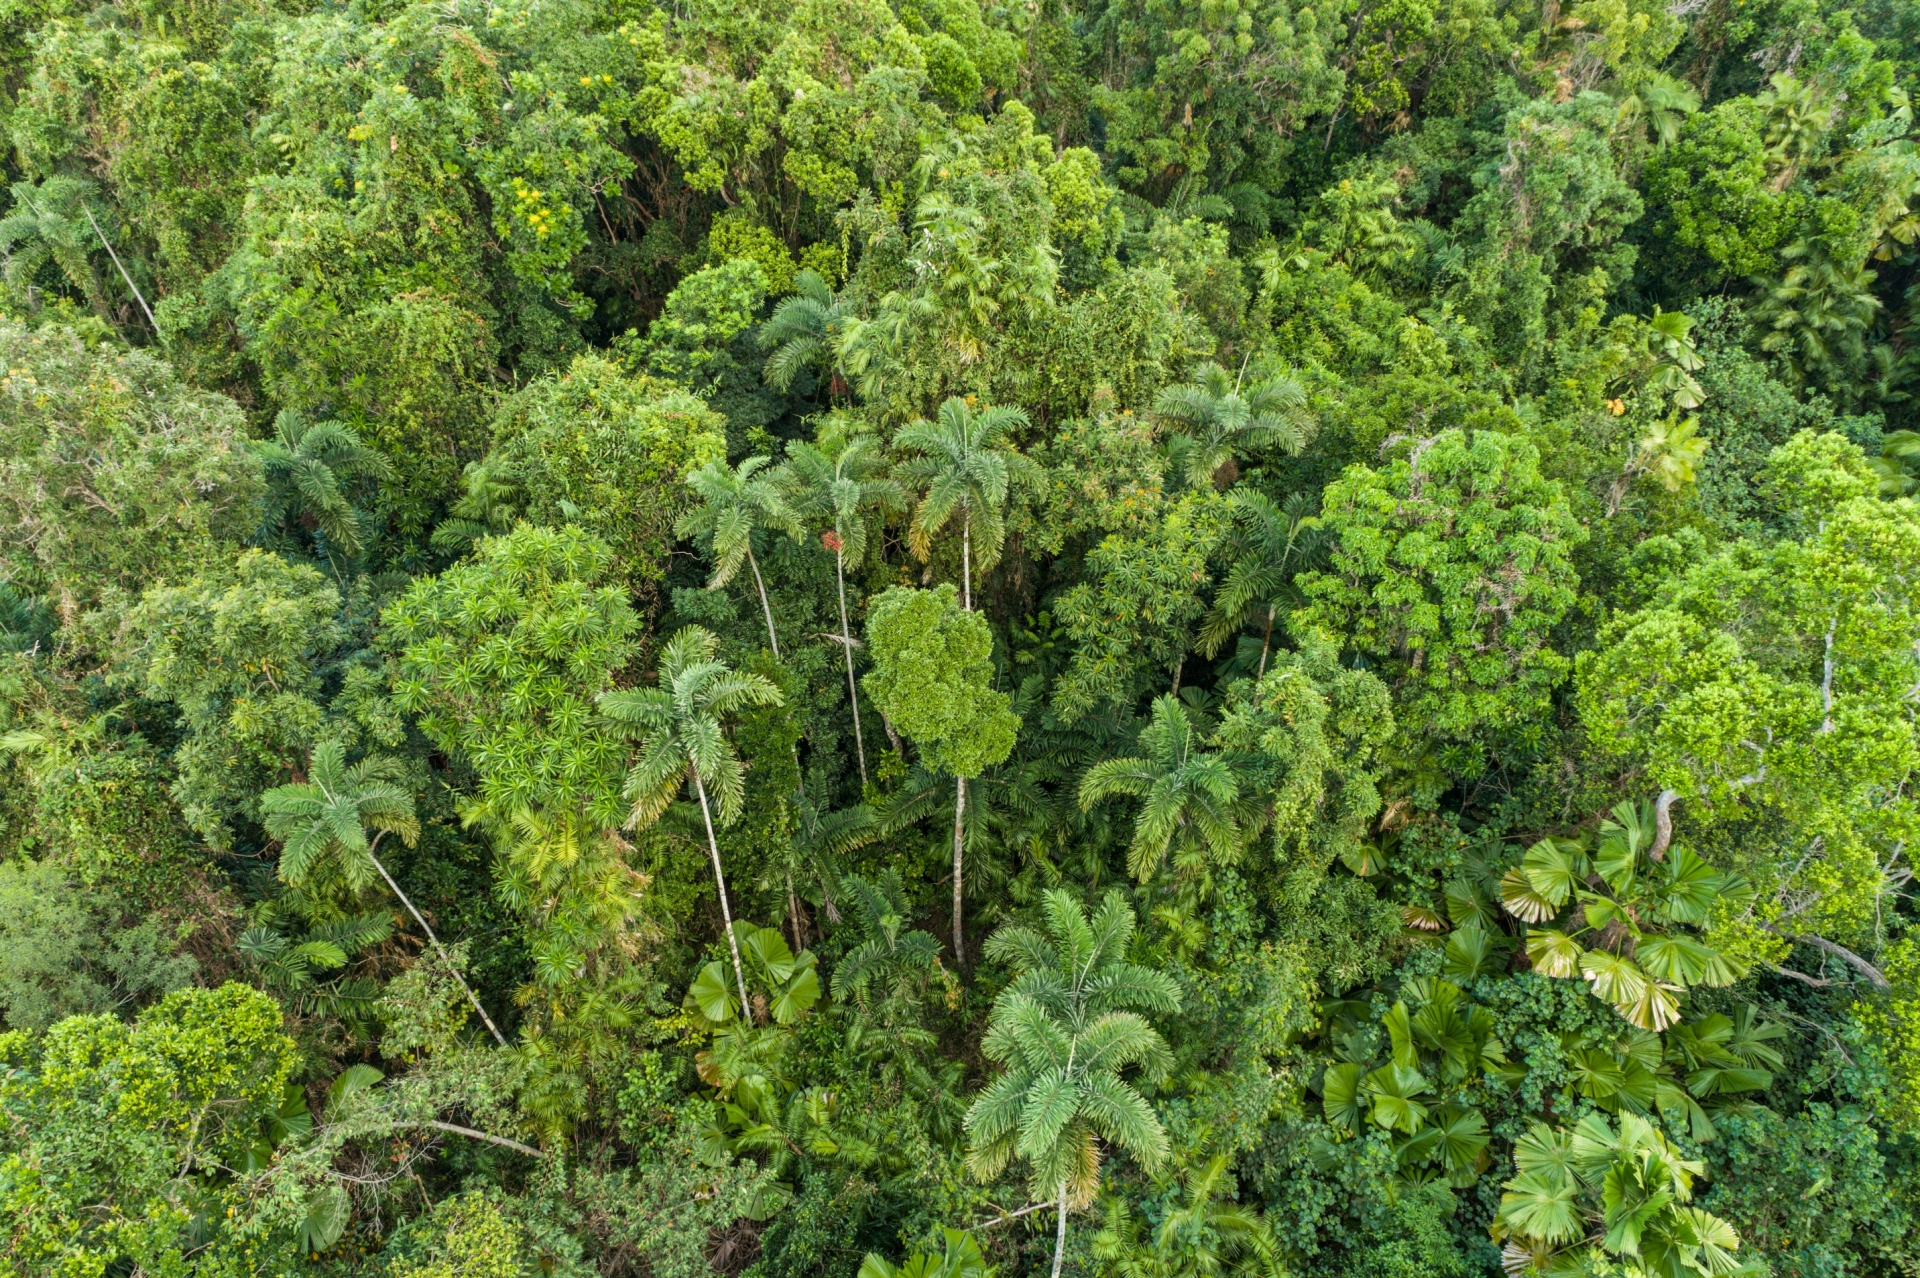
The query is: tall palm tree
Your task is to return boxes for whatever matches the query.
[253,411,393,572]
[676,456,794,658]
[598,626,786,1018]
[1152,363,1311,489]
[1078,696,1244,883]
[965,889,1181,1278]
[770,431,905,786]
[1196,491,1324,677]
[761,269,856,397]
[260,740,507,1046]
[893,396,1037,610]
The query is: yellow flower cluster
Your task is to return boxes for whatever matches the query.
[510,177,570,239]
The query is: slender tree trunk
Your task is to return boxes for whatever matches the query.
[787,871,806,953]
[835,548,868,785]
[367,844,507,1047]
[1258,604,1276,678]
[747,543,807,799]
[693,772,753,1020]
[746,544,781,658]
[1051,1178,1069,1278]
[962,515,971,611]
[952,774,967,967]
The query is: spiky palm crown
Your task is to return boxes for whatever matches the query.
[1078,696,1246,882]
[674,456,790,590]
[430,456,521,554]
[254,410,393,561]
[761,270,853,393]
[597,625,786,831]
[0,176,113,315]
[1093,1153,1276,1278]
[1152,362,1311,488]
[963,888,1180,1206]
[1197,490,1325,658]
[831,870,942,1008]
[260,739,419,896]
[769,432,905,568]
[892,396,1038,571]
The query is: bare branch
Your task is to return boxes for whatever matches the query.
[1781,932,1889,989]
[974,1201,1057,1230]
[392,1120,542,1157]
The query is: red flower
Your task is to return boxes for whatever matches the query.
[821,530,843,553]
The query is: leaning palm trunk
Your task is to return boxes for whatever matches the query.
[834,545,869,785]
[746,544,781,658]
[1258,604,1277,679]
[692,771,753,1019]
[368,840,507,1046]
[952,775,967,966]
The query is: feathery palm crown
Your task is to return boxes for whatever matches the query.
[963,889,1180,1206]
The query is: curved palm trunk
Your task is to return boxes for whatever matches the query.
[952,775,967,967]
[367,845,508,1047]
[693,771,753,1020]
[1258,604,1277,679]
[1051,1178,1069,1278]
[746,544,781,658]
[835,547,869,786]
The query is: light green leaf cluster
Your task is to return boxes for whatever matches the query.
[864,584,1018,779]
[0,985,298,1274]
[1298,428,1585,772]
[1577,431,1920,951]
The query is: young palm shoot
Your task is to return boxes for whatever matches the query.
[1197,491,1325,678]
[599,626,786,1020]
[261,740,506,1046]
[1078,696,1245,883]
[965,890,1181,1278]
[761,269,856,398]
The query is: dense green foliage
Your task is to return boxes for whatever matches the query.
[4,0,1920,1274]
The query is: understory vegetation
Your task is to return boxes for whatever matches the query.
[4,0,1920,1273]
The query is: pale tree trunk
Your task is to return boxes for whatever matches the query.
[367,842,507,1047]
[787,871,806,953]
[952,774,967,967]
[1051,1179,1069,1278]
[835,547,869,785]
[748,542,806,800]
[1258,604,1276,679]
[746,544,781,658]
[693,772,753,1020]
[962,515,971,612]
